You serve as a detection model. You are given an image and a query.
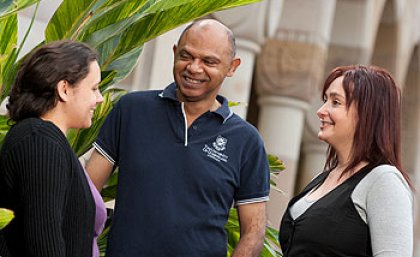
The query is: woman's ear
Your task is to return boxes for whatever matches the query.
[56,80,70,102]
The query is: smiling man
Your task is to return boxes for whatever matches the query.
[86,19,270,257]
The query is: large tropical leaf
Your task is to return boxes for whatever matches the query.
[0,12,17,102]
[0,1,41,104]
[0,13,16,54]
[0,0,39,20]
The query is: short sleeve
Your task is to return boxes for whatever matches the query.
[234,138,270,205]
[93,99,122,166]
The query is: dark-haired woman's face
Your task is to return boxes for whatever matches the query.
[66,61,103,129]
[316,76,358,151]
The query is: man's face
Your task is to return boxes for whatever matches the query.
[173,24,240,104]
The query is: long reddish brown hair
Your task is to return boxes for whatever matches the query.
[321,65,411,186]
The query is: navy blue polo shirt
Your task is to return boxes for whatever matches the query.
[94,83,270,257]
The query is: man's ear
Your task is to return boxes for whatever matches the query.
[227,57,241,77]
[57,80,70,102]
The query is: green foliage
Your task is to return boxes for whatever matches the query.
[0,208,14,230]
[0,0,40,20]
[268,154,286,195]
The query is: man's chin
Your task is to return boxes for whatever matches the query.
[176,88,201,101]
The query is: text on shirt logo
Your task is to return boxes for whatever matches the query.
[203,135,228,162]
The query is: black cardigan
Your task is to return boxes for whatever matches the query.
[0,118,95,257]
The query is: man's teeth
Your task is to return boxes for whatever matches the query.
[186,77,201,83]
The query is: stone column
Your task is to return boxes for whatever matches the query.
[218,40,261,118]
[257,95,308,228]
[255,1,336,227]
[211,0,283,118]
[255,37,326,227]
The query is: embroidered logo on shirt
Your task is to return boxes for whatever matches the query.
[203,135,228,162]
[213,135,227,151]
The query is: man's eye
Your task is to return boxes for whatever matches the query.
[205,60,217,66]
[180,53,191,59]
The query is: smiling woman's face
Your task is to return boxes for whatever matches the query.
[66,61,103,129]
[316,76,358,151]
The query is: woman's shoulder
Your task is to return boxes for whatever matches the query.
[352,164,413,224]
[2,118,69,155]
[353,164,413,202]
[361,165,409,188]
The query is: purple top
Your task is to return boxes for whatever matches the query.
[84,170,107,257]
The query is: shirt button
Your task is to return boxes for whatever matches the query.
[192,125,197,130]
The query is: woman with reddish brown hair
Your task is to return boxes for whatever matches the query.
[279,65,413,257]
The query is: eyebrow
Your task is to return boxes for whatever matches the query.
[180,47,221,62]
[326,92,345,99]
[203,56,220,63]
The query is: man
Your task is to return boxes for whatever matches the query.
[86,19,270,257]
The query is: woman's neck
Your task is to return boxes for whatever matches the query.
[40,110,68,135]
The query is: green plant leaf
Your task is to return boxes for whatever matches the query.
[0,1,41,104]
[44,0,100,41]
[268,154,285,172]
[0,0,39,20]
[0,12,17,103]
[0,114,12,148]
[0,208,14,229]
[97,225,110,256]
[0,13,16,54]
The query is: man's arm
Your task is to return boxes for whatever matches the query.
[85,149,114,191]
[231,202,267,257]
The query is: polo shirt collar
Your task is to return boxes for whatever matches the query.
[159,82,233,123]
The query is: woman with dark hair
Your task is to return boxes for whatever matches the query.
[279,65,413,257]
[0,40,106,257]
